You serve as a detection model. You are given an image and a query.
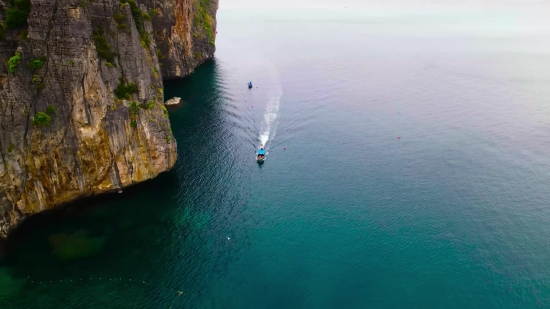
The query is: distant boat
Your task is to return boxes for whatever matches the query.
[257,145,265,163]
[248,81,253,89]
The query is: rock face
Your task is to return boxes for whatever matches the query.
[153,0,218,79]
[0,0,218,237]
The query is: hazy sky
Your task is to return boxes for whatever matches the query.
[220,0,549,10]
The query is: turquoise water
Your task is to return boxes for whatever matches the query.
[2,6,550,308]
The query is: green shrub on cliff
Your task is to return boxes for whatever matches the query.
[19,29,28,40]
[29,56,46,71]
[129,101,140,115]
[141,100,154,110]
[139,32,151,48]
[5,0,31,28]
[148,8,159,17]
[161,104,168,116]
[6,9,28,28]
[156,49,166,60]
[129,101,140,128]
[45,105,56,115]
[113,13,125,22]
[114,78,138,99]
[196,0,215,45]
[92,26,116,64]
[119,0,151,48]
[204,18,214,45]
[0,23,6,40]
[113,13,127,29]
[33,112,51,127]
[8,52,21,74]
[141,11,151,21]
[121,0,143,29]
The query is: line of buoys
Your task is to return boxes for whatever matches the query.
[25,275,184,306]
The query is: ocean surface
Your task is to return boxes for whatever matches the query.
[2,4,550,308]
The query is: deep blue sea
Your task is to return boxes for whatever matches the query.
[2,4,550,308]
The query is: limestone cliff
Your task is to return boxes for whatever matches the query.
[0,0,218,237]
[152,0,218,78]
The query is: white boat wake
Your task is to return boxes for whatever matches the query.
[259,87,283,151]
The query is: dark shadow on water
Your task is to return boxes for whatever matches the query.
[4,175,167,237]
[1,170,181,265]
[163,59,218,107]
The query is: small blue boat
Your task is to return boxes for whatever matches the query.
[248,81,253,89]
[257,145,265,162]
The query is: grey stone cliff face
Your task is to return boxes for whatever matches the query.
[0,0,218,237]
[152,0,218,79]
